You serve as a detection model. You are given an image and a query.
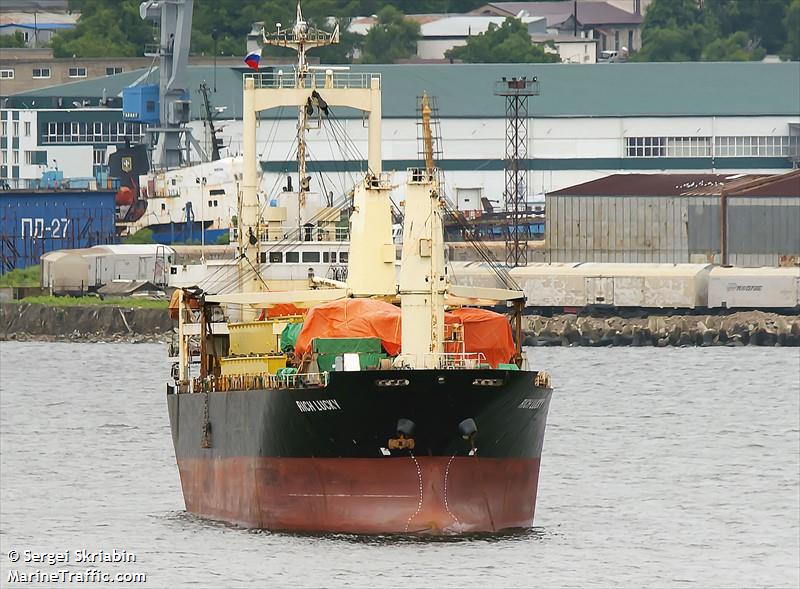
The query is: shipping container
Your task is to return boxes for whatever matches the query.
[450,261,712,309]
[708,266,800,309]
[40,244,174,293]
[0,190,117,274]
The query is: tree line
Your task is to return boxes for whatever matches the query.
[633,0,800,61]
[3,0,798,63]
[42,0,488,62]
[6,0,565,64]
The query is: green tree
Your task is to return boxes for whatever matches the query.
[705,0,789,54]
[640,0,703,30]
[189,1,359,62]
[632,23,709,61]
[783,0,800,59]
[50,0,153,57]
[0,31,26,49]
[359,6,419,63]
[446,18,560,63]
[314,18,363,64]
[122,228,155,244]
[702,31,767,61]
[191,1,287,58]
[0,265,40,287]
[633,0,787,62]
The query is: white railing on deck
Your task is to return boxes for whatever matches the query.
[393,352,488,370]
[244,71,380,90]
[257,225,350,243]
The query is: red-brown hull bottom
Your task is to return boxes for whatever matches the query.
[177,456,542,534]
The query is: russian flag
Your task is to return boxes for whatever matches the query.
[244,49,261,70]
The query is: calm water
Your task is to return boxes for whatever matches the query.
[1,342,798,588]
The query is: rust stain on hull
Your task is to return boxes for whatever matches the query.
[177,456,541,534]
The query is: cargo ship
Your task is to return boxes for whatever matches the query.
[166,4,552,534]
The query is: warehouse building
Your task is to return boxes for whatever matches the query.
[545,169,800,267]
[2,62,799,209]
[0,189,116,273]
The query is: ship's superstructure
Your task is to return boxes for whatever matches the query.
[166,3,552,534]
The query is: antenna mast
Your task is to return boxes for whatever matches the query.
[495,76,539,268]
[262,3,340,218]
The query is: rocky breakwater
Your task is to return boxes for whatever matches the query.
[0,302,173,343]
[523,311,800,347]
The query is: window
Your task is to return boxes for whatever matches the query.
[24,122,30,137]
[105,67,123,76]
[0,70,14,79]
[302,251,321,263]
[285,252,299,263]
[339,252,348,263]
[323,251,330,263]
[714,135,798,157]
[628,30,633,51]
[12,122,19,136]
[32,68,50,79]
[666,137,711,157]
[614,31,620,51]
[161,203,166,211]
[1,121,6,136]
[12,151,19,164]
[269,252,283,263]
[624,136,666,158]
[93,148,105,165]
[41,120,144,145]
[0,151,5,164]
[68,67,87,78]
[24,151,33,165]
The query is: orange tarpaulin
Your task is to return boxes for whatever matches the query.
[258,303,306,320]
[294,299,515,367]
[294,298,402,357]
[446,307,515,367]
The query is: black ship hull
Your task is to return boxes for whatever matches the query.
[167,369,551,534]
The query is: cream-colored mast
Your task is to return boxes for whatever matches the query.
[238,2,394,300]
[398,94,446,368]
[239,77,260,300]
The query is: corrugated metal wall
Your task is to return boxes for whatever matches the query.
[546,194,800,266]
[726,197,800,266]
[547,194,696,263]
[0,191,117,274]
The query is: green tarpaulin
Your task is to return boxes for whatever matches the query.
[316,352,387,372]
[312,337,383,355]
[280,322,303,353]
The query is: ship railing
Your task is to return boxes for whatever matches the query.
[257,225,350,243]
[189,371,329,393]
[365,172,393,190]
[244,71,380,90]
[393,352,488,370]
